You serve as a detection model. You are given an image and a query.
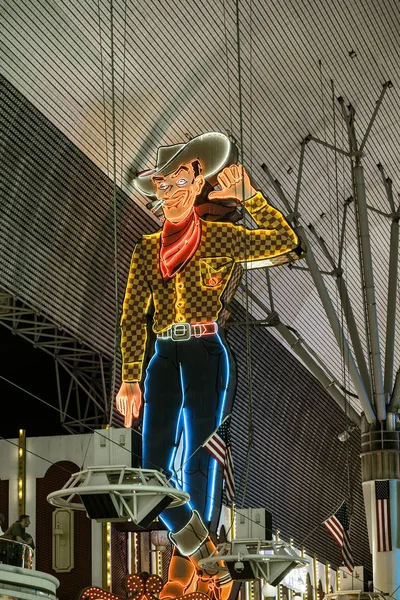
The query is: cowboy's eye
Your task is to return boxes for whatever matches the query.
[158,182,168,190]
[177,178,187,186]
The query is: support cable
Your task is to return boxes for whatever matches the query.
[108,0,120,426]
[331,79,340,263]
[234,0,254,510]
[0,372,305,547]
[222,0,233,134]
[119,0,129,189]
[96,0,111,176]
[338,138,354,516]
[317,60,334,260]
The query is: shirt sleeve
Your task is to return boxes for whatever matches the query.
[120,241,152,382]
[234,191,299,262]
[5,522,21,539]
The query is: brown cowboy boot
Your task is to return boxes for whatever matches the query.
[189,537,232,600]
[167,512,232,600]
[160,546,197,599]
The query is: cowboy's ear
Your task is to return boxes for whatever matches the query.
[194,174,205,195]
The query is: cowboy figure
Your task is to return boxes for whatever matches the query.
[116,132,302,599]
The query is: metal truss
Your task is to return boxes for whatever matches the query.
[0,287,112,433]
[250,81,397,428]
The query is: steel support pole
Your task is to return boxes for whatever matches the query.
[384,214,399,403]
[274,320,360,426]
[294,141,306,214]
[335,275,372,397]
[297,225,376,423]
[389,370,400,412]
[353,165,386,421]
[260,154,375,421]
[305,135,350,158]
[261,164,293,213]
[240,285,361,425]
[307,225,372,395]
[378,164,395,212]
[359,82,392,153]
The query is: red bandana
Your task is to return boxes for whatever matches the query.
[160,210,201,279]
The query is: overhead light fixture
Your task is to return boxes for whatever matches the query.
[338,425,357,442]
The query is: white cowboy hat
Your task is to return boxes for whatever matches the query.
[132,132,238,198]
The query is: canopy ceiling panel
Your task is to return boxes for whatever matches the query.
[1,0,399,413]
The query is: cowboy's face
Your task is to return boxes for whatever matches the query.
[152,161,204,223]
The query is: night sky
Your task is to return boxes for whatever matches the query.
[0,326,66,439]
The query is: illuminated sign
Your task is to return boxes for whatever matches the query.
[79,572,210,600]
[115,132,303,599]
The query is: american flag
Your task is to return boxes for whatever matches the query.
[375,481,392,552]
[323,502,354,572]
[203,415,235,503]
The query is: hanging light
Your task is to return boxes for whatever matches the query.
[262,583,277,598]
[151,530,169,552]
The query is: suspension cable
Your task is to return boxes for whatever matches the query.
[233,0,254,509]
[108,0,121,425]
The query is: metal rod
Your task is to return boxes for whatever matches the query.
[336,275,372,397]
[60,361,107,415]
[377,163,396,212]
[359,82,391,152]
[353,165,386,421]
[63,376,74,419]
[338,199,351,271]
[384,214,399,402]
[307,224,372,395]
[294,141,306,214]
[261,163,292,212]
[240,285,360,425]
[265,269,275,312]
[75,384,82,423]
[100,355,109,415]
[338,98,358,151]
[307,224,336,268]
[366,204,392,218]
[340,102,380,416]
[297,225,376,423]
[275,320,360,426]
[350,167,373,395]
[289,265,334,276]
[54,361,64,421]
[389,369,400,412]
[228,319,273,327]
[306,135,350,158]
[83,394,91,422]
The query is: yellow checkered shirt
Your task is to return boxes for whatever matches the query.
[121,192,300,381]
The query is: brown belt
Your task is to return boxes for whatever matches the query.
[157,322,218,341]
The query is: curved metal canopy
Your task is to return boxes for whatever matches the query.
[1,0,399,418]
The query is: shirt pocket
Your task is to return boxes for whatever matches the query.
[199,257,234,288]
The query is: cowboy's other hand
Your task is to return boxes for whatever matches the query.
[116,382,142,428]
[208,164,257,203]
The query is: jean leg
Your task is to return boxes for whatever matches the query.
[142,340,193,532]
[178,334,235,529]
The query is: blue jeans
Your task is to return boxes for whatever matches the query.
[142,331,235,533]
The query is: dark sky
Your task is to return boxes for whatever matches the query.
[0,326,66,438]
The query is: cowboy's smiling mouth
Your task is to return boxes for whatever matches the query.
[163,192,188,208]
